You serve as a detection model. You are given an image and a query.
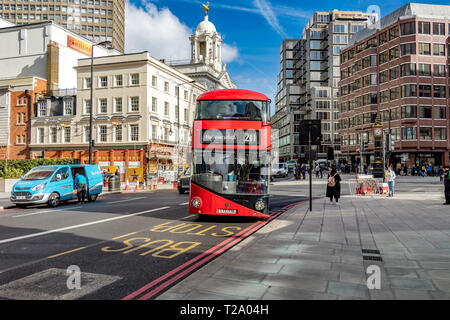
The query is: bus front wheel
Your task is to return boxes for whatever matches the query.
[88,194,98,202]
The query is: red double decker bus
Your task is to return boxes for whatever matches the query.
[189,89,271,219]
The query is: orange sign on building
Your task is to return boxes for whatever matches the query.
[67,35,92,56]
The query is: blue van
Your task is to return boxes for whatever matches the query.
[10,164,103,208]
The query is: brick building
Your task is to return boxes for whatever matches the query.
[339,3,450,167]
[0,76,47,160]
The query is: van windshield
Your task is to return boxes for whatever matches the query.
[279,164,285,169]
[22,167,58,181]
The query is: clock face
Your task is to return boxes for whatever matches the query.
[374,128,382,136]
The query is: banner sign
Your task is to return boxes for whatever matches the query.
[67,35,92,56]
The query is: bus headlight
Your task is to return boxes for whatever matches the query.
[32,183,47,191]
[254,200,265,211]
[191,198,202,208]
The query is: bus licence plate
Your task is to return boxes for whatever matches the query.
[16,196,26,200]
[218,209,237,214]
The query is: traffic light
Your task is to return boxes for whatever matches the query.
[363,141,369,152]
[327,146,334,160]
[386,134,394,152]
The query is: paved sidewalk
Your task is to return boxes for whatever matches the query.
[157,187,450,300]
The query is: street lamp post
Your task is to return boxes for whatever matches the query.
[176,79,196,178]
[88,41,111,164]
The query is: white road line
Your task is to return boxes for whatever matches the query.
[0,206,170,245]
[109,197,146,204]
[178,202,189,205]
[12,206,83,218]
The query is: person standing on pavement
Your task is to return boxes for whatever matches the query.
[74,173,88,203]
[326,167,341,205]
[386,166,396,197]
[319,164,324,179]
[443,166,450,205]
[438,166,444,182]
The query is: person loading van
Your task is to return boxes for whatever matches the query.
[75,173,88,203]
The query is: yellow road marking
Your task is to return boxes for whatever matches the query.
[112,232,137,240]
[48,247,86,259]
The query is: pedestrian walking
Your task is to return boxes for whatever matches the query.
[326,167,341,205]
[319,164,324,179]
[315,163,319,178]
[74,173,88,203]
[443,166,450,205]
[438,166,444,182]
[386,166,396,197]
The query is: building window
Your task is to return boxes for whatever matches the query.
[434,106,446,119]
[418,85,432,97]
[402,105,417,118]
[38,101,47,117]
[420,106,432,119]
[115,75,123,86]
[434,127,447,140]
[164,81,169,93]
[84,100,91,114]
[401,84,416,97]
[130,73,139,86]
[400,22,415,35]
[63,99,73,115]
[152,97,157,112]
[84,77,91,89]
[400,43,416,56]
[152,76,157,87]
[99,98,107,113]
[401,63,416,76]
[99,76,108,88]
[418,43,431,55]
[433,85,446,98]
[114,97,122,113]
[38,128,45,144]
[433,64,446,77]
[99,125,107,142]
[50,127,57,143]
[164,102,169,116]
[432,22,445,35]
[152,125,157,140]
[184,108,189,122]
[84,126,90,143]
[130,97,139,112]
[433,44,445,56]
[64,127,71,143]
[115,124,122,141]
[418,21,430,34]
[184,90,188,100]
[130,125,139,141]
[419,127,432,140]
[402,127,417,140]
[418,64,431,76]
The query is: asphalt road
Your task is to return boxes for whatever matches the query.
[0,180,306,300]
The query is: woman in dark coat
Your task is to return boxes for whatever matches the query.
[326,168,342,205]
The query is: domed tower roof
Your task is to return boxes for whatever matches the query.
[195,15,216,34]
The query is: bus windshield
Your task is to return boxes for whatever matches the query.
[195,100,269,122]
[192,150,269,196]
[22,167,58,181]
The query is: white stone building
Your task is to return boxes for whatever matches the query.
[29,52,206,176]
[171,13,236,91]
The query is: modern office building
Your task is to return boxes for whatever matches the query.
[339,3,450,167]
[0,0,125,51]
[273,10,377,162]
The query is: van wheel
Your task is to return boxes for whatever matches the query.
[48,193,60,207]
[88,194,98,202]
[178,188,185,194]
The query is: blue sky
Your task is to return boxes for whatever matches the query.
[126,0,449,111]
